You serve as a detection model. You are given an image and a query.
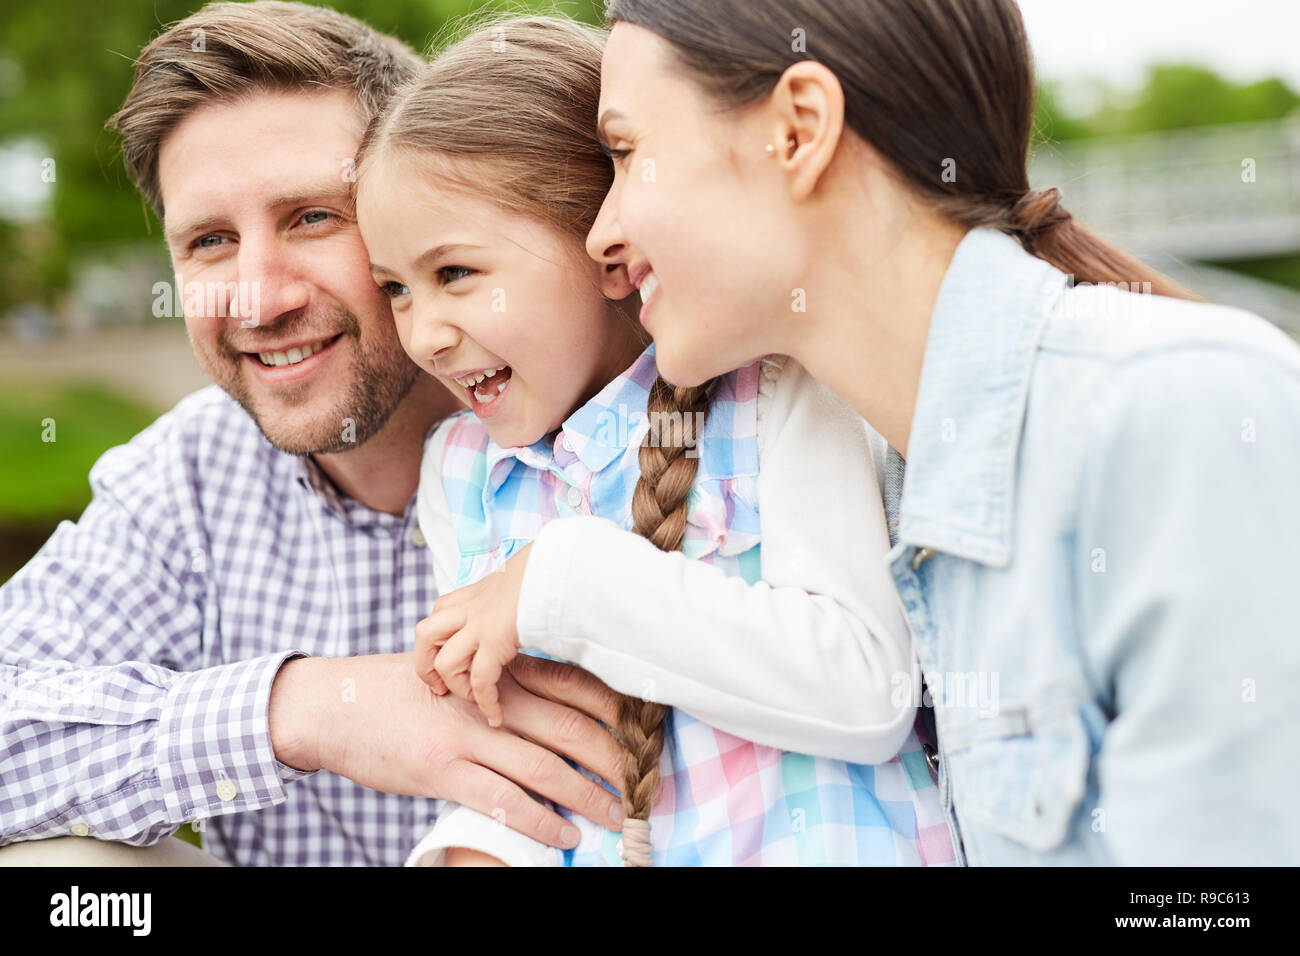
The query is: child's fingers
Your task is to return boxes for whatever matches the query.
[470,650,507,728]
[414,608,466,690]
[425,670,450,696]
[434,628,480,702]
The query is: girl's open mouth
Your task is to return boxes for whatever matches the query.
[454,365,513,418]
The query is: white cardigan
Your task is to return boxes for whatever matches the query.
[406,354,918,866]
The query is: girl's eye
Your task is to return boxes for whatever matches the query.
[440,266,475,283]
[301,210,333,225]
[379,281,409,298]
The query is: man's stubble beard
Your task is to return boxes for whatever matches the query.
[203,307,422,456]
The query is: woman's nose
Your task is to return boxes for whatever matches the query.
[586,189,627,266]
[587,193,636,300]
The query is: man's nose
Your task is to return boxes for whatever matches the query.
[234,237,310,328]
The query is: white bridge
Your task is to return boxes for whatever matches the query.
[1029,115,1300,334]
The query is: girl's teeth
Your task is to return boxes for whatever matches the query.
[457,366,506,388]
[473,376,509,405]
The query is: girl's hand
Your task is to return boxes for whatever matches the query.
[413,542,533,727]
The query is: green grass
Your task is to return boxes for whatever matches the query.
[1,380,160,583]
[1210,254,1300,293]
[0,380,159,522]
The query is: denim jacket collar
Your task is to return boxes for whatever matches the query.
[897,227,1069,568]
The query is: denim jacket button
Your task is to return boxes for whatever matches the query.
[922,743,940,775]
[910,547,936,571]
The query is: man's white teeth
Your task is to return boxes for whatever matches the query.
[259,339,327,367]
[638,271,660,304]
[455,366,506,388]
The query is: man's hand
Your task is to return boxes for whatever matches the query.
[269,652,626,849]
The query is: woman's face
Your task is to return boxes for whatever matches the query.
[358,149,641,449]
[586,22,805,387]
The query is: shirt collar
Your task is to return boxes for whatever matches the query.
[897,227,1068,567]
[481,343,658,488]
[294,451,414,530]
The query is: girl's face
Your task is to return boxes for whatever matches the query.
[358,150,643,449]
[586,22,805,387]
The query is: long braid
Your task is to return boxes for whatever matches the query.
[613,374,715,866]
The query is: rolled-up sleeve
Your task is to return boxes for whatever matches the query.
[1077,347,1300,865]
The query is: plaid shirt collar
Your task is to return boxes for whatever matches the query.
[478,343,661,499]
[293,447,416,530]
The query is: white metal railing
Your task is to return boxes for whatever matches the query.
[1029,115,1300,261]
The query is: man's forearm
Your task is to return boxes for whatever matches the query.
[268,655,328,773]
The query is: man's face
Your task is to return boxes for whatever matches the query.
[158,87,421,454]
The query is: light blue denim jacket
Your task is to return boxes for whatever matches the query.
[883,227,1300,865]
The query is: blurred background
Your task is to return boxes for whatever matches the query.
[2,0,1299,584]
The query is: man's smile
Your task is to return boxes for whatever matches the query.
[241,332,345,384]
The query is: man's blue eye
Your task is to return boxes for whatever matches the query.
[196,235,225,248]
[379,281,409,298]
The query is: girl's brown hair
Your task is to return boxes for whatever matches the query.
[606,0,1196,299]
[356,14,706,865]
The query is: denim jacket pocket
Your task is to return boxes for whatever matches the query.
[946,706,1090,852]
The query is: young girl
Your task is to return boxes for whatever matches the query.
[353,15,954,866]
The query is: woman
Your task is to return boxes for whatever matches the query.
[428,0,1300,865]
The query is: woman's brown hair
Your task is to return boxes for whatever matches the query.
[605,0,1196,299]
[356,14,708,865]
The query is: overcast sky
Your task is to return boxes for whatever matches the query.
[1018,0,1300,97]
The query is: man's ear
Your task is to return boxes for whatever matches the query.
[767,60,846,202]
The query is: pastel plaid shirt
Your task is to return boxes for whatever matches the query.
[0,385,442,865]
[430,343,955,865]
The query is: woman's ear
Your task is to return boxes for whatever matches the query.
[768,60,846,202]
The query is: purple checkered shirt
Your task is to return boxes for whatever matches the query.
[0,385,442,865]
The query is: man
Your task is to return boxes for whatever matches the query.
[0,0,627,866]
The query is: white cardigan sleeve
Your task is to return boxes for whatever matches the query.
[516,355,919,766]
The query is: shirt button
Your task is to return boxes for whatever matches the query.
[410,527,427,548]
[216,779,238,802]
[566,486,583,509]
[70,822,90,837]
[560,432,573,453]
